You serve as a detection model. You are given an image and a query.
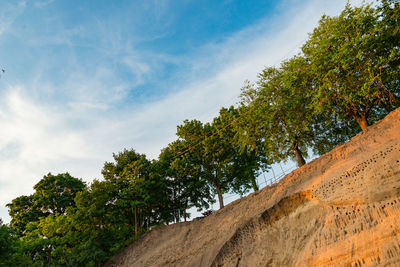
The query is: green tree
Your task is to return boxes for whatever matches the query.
[176,114,265,209]
[176,119,231,209]
[0,218,33,266]
[215,106,270,193]
[66,180,134,266]
[7,173,85,235]
[302,2,400,131]
[18,177,140,267]
[378,0,400,101]
[6,196,41,236]
[0,218,15,265]
[33,173,86,215]
[102,149,171,232]
[102,149,150,235]
[158,140,214,221]
[239,56,316,167]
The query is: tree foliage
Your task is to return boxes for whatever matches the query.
[302,2,400,130]
[175,119,231,209]
[216,106,270,192]
[175,110,269,209]
[238,56,325,166]
[101,149,171,233]
[158,140,214,222]
[7,173,85,235]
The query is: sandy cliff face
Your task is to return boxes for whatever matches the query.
[106,108,400,267]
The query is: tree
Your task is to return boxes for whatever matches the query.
[378,0,400,102]
[175,119,231,209]
[102,149,150,235]
[16,183,133,267]
[157,141,214,222]
[18,175,145,267]
[33,173,86,215]
[6,196,41,236]
[102,149,171,232]
[7,173,85,234]
[68,180,135,266]
[238,56,316,167]
[142,161,173,225]
[0,218,15,265]
[176,114,266,209]
[0,219,34,266]
[302,2,400,131]
[215,106,270,193]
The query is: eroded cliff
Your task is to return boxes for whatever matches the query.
[106,108,400,267]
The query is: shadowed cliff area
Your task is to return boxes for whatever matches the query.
[106,108,400,267]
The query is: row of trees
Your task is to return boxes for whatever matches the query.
[237,0,399,166]
[1,1,399,266]
[0,140,266,266]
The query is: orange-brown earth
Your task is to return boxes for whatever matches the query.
[106,108,400,267]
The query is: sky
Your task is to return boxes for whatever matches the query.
[0,0,366,223]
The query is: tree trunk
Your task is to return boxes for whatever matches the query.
[293,143,306,167]
[134,205,137,236]
[172,188,178,223]
[355,114,369,131]
[251,176,259,191]
[215,185,224,209]
[139,207,142,229]
[174,209,178,223]
[184,200,188,222]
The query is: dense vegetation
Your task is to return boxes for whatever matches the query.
[1,1,399,266]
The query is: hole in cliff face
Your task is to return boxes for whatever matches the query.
[235,257,241,267]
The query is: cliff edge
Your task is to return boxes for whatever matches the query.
[106,108,400,267]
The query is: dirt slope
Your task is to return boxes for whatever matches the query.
[106,108,400,267]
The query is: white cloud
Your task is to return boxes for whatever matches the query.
[0,1,26,36]
[0,88,93,218]
[0,89,87,160]
[33,0,55,8]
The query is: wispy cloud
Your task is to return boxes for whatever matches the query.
[0,1,26,36]
[0,88,89,211]
[33,0,55,8]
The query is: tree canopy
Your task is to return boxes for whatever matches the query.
[302,2,400,130]
[238,56,315,167]
[7,173,85,235]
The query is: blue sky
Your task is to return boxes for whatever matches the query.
[0,0,365,222]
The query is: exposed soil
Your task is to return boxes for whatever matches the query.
[105,108,400,267]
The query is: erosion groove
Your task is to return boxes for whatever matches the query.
[211,191,316,267]
[105,108,400,267]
